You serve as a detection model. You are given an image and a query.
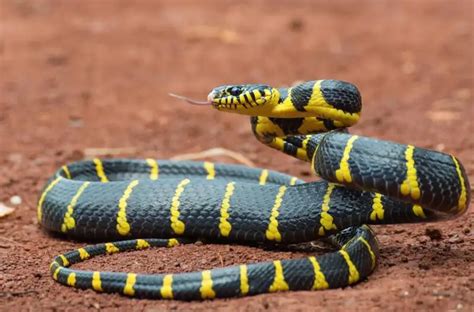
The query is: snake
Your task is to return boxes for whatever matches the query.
[39,80,471,300]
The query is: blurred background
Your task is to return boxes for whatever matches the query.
[1,0,472,158]
[0,0,472,311]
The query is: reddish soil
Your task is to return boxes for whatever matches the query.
[0,0,473,311]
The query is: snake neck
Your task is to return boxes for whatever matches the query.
[212,80,361,124]
[244,80,361,164]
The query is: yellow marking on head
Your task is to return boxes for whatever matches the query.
[59,255,69,267]
[400,145,421,200]
[239,265,249,295]
[252,89,261,101]
[239,94,246,104]
[259,169,269,185]
[93,158,109,182]
[123,273,136,296]
[160,274,173,299]
[61,165,72,179]
[170,179,190,235]
[244,92,256,106]
[53,267,61,280]
[308,256,329,290]
[67,272,76,287]
[136,239,150,250]
[339,250,360,284]
[335,135,359,183]
[289,177,298,186]
[370,193,384,221]
[167,238,180,247]
[412,204,426,218]
[219,182,235,237]
[146,158,159,180]
[200,270,216,299]
[105,243,120,254]
[452,156,468,212]
[116,179,139,236]
[61,181,90,233]
[318,183,338,236]
[78,248,90,260]
[37,176,62,223]
[217,87,276,112]
[269,260,289,292]
[357,237,376,270]
[204,162,215,180]
[265,186,287,242]
[92,272,103,292]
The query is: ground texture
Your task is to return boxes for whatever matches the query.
[0,0,473,311]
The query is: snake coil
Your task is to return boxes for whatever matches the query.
[39,80,470,300]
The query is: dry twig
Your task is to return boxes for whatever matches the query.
[171,148,255,167]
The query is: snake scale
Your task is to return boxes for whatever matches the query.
[39,80,470,300]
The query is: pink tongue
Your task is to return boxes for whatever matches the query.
[168,93,211,105]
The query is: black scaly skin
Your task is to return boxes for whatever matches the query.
[41,81,471,300]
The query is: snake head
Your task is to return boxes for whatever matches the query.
[207,84,279,112]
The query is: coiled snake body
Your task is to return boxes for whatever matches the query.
[39,80,470,300]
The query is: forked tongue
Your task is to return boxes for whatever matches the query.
[168,93,212,106]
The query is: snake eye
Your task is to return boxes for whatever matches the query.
[229,87,242,96]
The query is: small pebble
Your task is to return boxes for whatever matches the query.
[447,235,464,244]
[300,170,312,176]
[418,236,429,243]
[7,153,23,163]
[419,262,430,270]
[425,227,442,240]
[10,195,22,205]
[289,18,304,31]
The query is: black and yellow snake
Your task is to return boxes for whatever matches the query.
[39,80,470,300]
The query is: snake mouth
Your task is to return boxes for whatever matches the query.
[207,91,216,103]
[207,91,242,110]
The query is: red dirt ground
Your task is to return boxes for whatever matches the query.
[0,0,473,311]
